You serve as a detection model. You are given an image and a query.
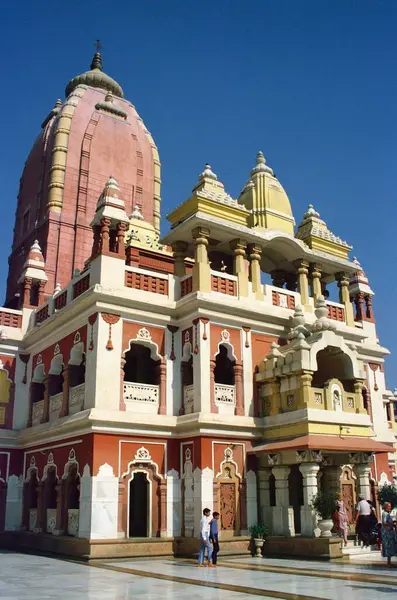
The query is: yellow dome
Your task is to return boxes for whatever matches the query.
[239,152,295,235]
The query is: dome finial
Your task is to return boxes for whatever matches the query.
[250,150,273,176]
[90,52,103,71]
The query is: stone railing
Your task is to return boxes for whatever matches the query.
[311,388,325,408]
[69,383,85,415]
[271,289,296,310]
[47,508,57,534]
[215,383,235,415]
[211,271,237,296]
[32,269,91,329]
[29,508,37,531]
[184,384,194,414]
[123,381,160,414]
[125,266,169,296]
[326,301,345,322]
[32,400,44,426]
[49,392,63,422]
[0,308,22,328]
[214,384,235,405]
[68,509,79,536]
[180,275,193,298]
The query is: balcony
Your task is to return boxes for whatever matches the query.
[125,266,169,296]
[211,271,237,296]
[215,383,235,415]
[183,384,194,414]
[32,400,44,426]
[69,383,85,415]
[123,382,160,414]
[49,392,63,422]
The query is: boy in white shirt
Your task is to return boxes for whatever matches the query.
[198,508,213,567]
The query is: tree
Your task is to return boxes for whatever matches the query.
[378,483,397,509]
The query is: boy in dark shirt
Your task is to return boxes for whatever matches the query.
[210,512,220,566]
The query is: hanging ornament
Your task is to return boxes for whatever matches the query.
[88,313,98,351]
[101,313,120,350]
[200,318,209,341]
[193,319,199,354]
[167,325,179,361]
[243,327,250,348]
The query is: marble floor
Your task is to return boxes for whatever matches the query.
[1,550,397,600]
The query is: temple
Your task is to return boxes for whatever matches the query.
[0,51,395,559]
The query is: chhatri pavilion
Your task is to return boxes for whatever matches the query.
[0,51,395,559]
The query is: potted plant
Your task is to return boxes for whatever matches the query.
[311,491,336,538]
[249,524,268,557]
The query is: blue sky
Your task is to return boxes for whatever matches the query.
[1,1,396,383]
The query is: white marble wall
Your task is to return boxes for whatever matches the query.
[193,466,214,537]
[4,475,23,531]
[78,463,118,539]
[166,469,181,537]
[246,470,258,529]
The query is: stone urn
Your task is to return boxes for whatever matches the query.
[254,538,264,557]
[317,519,333,538]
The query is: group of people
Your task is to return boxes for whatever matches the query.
[333,493,397,565]
[198,508,220,567]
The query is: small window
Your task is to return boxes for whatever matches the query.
[22,211,29,234]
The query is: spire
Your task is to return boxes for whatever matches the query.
[250,151,274,177]
[199,163,217,182]
[90,52,103,71]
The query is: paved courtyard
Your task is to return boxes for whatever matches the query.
[1,550,397,599]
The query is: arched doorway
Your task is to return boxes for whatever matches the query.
[129,472,150,537]
[288,465,303,534]
[214,345,235,385]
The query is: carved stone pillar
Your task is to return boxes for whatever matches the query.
[35,481,44,533]
[210,359,218,413]
[285,273,298,292]
[248,243,264,300]
[118,479,126,536]
[355,463,372,501]
[116,222,127,258]
[354,292,365,321]
[336,273,354,326]
[213,480,220,515]
[99,217,111,253]
[297,371,313,409]
[53,481,65,535]
[40,378,50,424]
[365,295,374,321]
[271,270,285,289]
[23,277,32,307]
[272,466,294,536]
[354,380,366,414]
[120,356,126,411]
[299,463,320,537]
[159,480,167,538]
[157,358,167,415]
[295,260,310,306]
[310,264,322,303]
[192,227,211,293]
[172,241,188,277]
[37,280,46,306]
[234,361,244,416]
[230,239,249,297]
[60,365,70,418]
[239,479,247,534]
[26,384,34,428]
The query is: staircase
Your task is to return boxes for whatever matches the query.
[341,539,380,560]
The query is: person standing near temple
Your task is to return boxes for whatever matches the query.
[355,494,373,547]
[333,492,349,546]
[381,502,397,565]
[210,512,220,566]
[198,508,214,567]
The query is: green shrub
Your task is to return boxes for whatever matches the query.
[310,491,336,519]
[249,524,268,539]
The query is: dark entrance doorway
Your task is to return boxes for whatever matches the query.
[289,465,303,534]
[129,472,149,537]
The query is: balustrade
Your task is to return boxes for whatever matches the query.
[31,400,44,426]
[49,392,63,422]
[123,382,160,414]
[68,383,85,415]
[67,509,80,536]
[214,383,236,415]
[183,384,194,414]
